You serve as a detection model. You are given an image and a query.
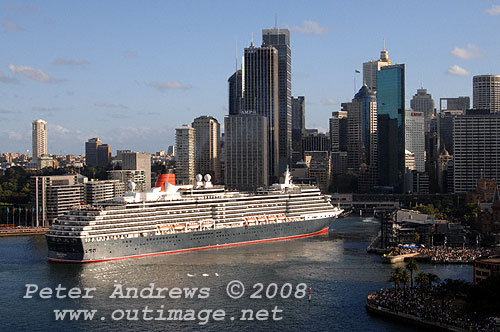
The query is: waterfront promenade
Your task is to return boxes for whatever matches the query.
[0,226,48,237]
[397,247,494,264]
[367,289,497,331]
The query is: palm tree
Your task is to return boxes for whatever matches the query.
[389,267,404,291]
[400,269,410,291]
[426,273,440,288]
[415,271,429,289]
[405,258,419,288]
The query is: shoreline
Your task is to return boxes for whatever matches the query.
[365,300,463,332]
[0,227,48,237]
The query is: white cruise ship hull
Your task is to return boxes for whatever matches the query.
[47,217,334,263]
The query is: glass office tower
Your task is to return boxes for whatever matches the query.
[377,64,405,193]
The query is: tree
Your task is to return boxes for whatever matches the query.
[400,269,410,290]
[389,267,404,291]
[427,273,440,288]
[405,258,419,288]
[415,271,429,289]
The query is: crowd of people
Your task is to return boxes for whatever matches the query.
[396,246,493,263]
[367,288,496,331]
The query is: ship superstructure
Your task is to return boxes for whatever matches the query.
[46,170,342,262]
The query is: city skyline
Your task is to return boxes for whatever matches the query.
[1,1,500,154]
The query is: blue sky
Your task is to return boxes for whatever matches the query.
[1,0,499,155]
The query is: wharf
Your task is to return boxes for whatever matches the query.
[0,227,49,237]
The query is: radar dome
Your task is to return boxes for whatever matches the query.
[204,174,211,182]
[128,181,136,191]
[196,174,203,182]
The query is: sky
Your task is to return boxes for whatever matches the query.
[1,0,500,155]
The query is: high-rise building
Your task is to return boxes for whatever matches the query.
[291,96,305,154]
[473,75,500,113]
[31,174,85,226]
[405,110,426,173]
[410,88,435,132]
[192,116,220,183]
[377,64,405,193]
[108,170,146,192]
[32,119,47,166]
[175,125,196,185]
[122,151,151,189]
[362,49,391,92]
[224,114,268,191]
[329,111,348,153]
[439,97,470,112]
[242,43,279,180]
[85,179,126,205]
[453,112,500,193]
[345,85,378,171]
[228,70,242,115]
[97,144,111,167]
[437,110,464,155]
[85,138,102,167]
[262,28,292,173]
[301,132,330,154]
[304,151,331,193]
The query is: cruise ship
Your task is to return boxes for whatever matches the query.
[46,169,343,263]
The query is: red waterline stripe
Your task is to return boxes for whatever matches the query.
[48,227,330,263]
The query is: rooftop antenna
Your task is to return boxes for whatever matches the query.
[251,32,254,47]
[275,13,277,29]
[421,75,424,89]
[235,38,238,71]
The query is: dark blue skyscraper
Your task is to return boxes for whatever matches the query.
[262,28,292,173]
[377,64,405,193]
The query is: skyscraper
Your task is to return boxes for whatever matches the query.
[192,115,220,183]
[97,144,111,167]
[175,125,196,185]
[122,151,152,189]
[363,49,391,92]
[473,75,500,113]
[85,138,102,167]
[242,43,279,180]
[291,96,305,153]
[405,110,425,172]
[453,112,500,192]
[224,114,268,191]
[439,97,470,112]
[32,119,47,164]
[410,88,435,132]
[329,111,348,153]
[228,70,242,115]
[377,64,405,193]
[262,28,292,173]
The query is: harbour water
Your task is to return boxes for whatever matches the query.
[0,216,471,331]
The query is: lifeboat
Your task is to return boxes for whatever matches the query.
[172,224,185,231]
[188,222,200,230]
[277,215,286,221]
[158,225,171,230]
[257,216,266,223]
[202,220,214,228]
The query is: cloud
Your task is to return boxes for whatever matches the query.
[0,71,19,84]
[290,20,328,35]
[148,81,192,91]
[50,124,70,135]
[9,64,63,83]
[321,98,338,105]
[3,19,23,31]
[52,58,89,66]
[486,4,500,15]
[447,65,470,76]
[451,44,483,59]
[0,109,15,114]
[94,102,129,109]
[6,130,24,141]
[8,3,37,13]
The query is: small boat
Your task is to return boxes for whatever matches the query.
[202,220,214,228]
[188,222,200,230]
[277,215,286,220]
[158,225,171,230]
[172,224,185,231]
